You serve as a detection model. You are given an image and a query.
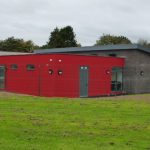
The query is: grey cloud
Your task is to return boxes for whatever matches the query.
[0,0,150,46]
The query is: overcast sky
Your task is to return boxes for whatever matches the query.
[0,0,150,46]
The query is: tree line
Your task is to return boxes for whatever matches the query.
[0,25,150,52]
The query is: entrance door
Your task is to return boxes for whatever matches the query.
[80,66,89,97]
[0,66,5,89]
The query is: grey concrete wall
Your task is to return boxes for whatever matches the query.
[71,50,150,94]
[134,50,150,93]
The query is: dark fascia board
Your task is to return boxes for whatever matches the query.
[34,44,150,54]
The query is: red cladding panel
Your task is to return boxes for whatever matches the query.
[0,54,125,97]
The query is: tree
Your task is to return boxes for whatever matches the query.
[0,37,38,52]
[137,39,150,47]
[47,27,61,48]
[95,34,132,46]
[46,26,79,48]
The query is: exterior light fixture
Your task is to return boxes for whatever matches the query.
[140,71,144,76]
[49,69,53,75]
[106,70,111,74]
[58,70,63,75]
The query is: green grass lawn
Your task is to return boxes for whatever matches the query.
[0,93,150,150]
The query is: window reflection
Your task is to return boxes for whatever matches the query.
[111,67,123,91]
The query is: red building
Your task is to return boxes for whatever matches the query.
[0,54,124,97]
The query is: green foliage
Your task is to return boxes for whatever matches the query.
[0,93,150,149]
[95,34,132,46]
[45,26,79,48]
[0,37,39,52]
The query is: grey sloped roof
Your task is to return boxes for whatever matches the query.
[0,51,30,56]
[34,44,150,54]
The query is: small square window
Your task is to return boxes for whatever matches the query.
[26,64,35,71]
[91,54,98,56]
[10,64,18,70]
[109,54,117,57]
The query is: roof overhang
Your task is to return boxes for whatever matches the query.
[34,44,150,54]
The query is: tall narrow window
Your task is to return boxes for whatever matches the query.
[0,66,5,89]
[111,67,123,91]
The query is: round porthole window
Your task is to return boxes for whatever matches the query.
[49,69,53,75]
[58,70,63,75]
[140,71,144,76]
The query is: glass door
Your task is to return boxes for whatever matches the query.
[0,66,6,89]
